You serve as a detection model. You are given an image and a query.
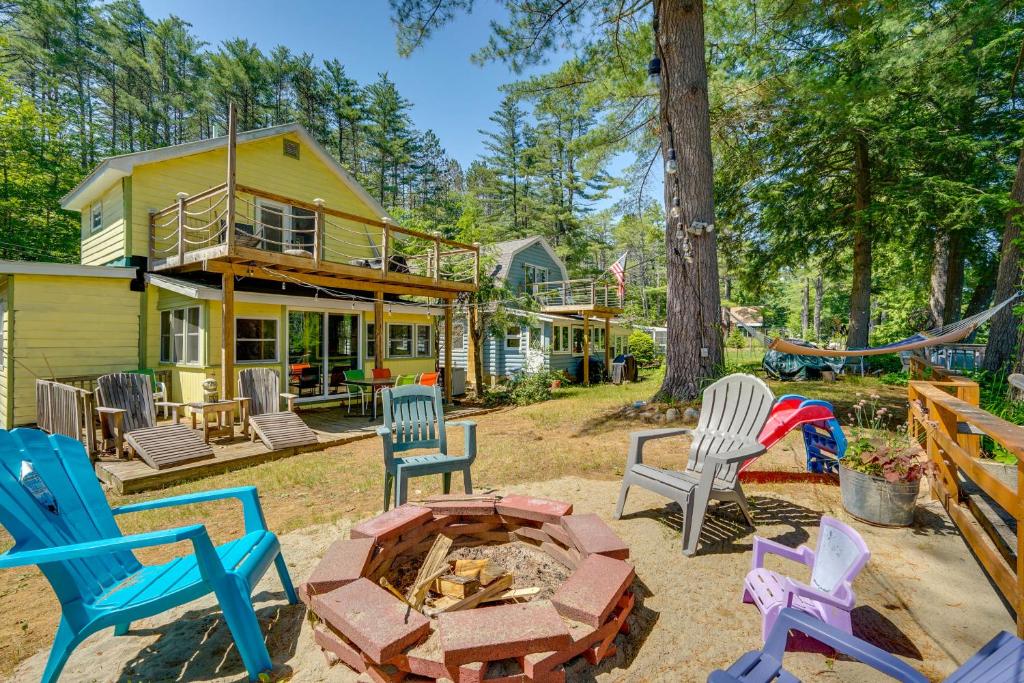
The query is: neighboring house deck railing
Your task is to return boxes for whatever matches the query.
[532,278,623,311]
[148,183,480,289]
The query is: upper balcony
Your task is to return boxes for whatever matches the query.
[148,183,479,297]
[532,278,623,316]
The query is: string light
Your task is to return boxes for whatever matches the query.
[665,148,678,175]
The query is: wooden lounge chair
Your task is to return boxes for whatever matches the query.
[96,372,212,470]
[237,368,317,450]
[378,384,477,510]
[613,373,773,555]
[712,607,1024,682]
[743,515,870,641]
[0,428,297,683]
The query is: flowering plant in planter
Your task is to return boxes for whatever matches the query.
[843,437,927,483]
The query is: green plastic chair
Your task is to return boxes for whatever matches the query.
[395,374,419,386]
[128,369,170,418]
[342,369,367,415]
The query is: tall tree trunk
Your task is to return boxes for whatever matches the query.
[801,278,809,338]
[847,132,873,349]
[929,228,950,327]
[964,250,998,318]
[814,274,823,340]
[657,0,723,400]
[944,232,964,325]
[984,144,1024,372]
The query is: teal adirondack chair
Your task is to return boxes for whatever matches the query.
[377,384,477,510]
[0,428,297,683]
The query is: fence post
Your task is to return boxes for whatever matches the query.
[225,102,237,253]
[176,192,188,263]
[313,198,324,268]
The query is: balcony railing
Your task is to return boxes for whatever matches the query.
[148,183,479,287]
[532,278,623,311]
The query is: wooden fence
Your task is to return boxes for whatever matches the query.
[908,372,1024,636]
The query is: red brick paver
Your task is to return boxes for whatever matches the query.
[302,537,377,601]
[560,513,629,560]
[313,578,431,664]
[496,495,573,524]
[351,504,434,542]
[422,495,498,516]
[437,602,572,665]
[551,554,634,628]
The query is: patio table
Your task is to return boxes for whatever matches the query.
[344,377,398,420]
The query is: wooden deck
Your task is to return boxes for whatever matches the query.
[95,405,494,494]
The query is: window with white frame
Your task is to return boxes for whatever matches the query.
[90,203,103,233]
[388,324,413,357]
[160,306,201,364]
[366,322,375,358]
[236,317,279,363]
[552,324,570,354]
[589,326,605,349]
[523,264,549,290]
[571,327,584,355]
[450,318,466,351]
[505,325,521,350]
[416,324,432,356]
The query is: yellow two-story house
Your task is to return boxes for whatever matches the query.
[0,121,478,428]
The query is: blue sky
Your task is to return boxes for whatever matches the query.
[138,1,554,169]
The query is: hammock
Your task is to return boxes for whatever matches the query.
[744,292,1022,358]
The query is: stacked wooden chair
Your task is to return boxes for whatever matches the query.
[237,368,318,450]
[614,373,773,555]
[378,384,477,510]
[0,429,297,682]
[96,372,212,470]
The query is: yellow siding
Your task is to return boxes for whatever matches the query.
[131,134,382,261]
[80,181,128,265]
[364,310,437,375]
[11,274,140,425]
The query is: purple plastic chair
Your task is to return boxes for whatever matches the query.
[710,607,1024,682]
[742,515,870,641]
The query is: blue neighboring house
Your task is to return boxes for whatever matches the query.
[442,236,631,386]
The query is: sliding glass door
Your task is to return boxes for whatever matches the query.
[288,310,361,401]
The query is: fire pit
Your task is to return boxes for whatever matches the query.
[300,494,636,682]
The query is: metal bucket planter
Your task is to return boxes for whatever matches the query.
[839,465,920,527]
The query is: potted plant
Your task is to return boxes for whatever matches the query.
[840,395,927,526]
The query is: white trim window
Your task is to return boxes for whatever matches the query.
[90,202,103,233]
[571,327,585,355]
[387,323,433,358]
[589,326,606,349]
[450,318,466,351]
[552,324,570,354]
[523,263,549,290]
[366,322,376,359]
[160,305,201,365]
[505,325,522,350]
[416,324,432,356]
[236,317,279,363]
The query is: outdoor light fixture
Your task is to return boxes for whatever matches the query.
[647,56,661,87]
[665,147,678,175]
[670,195,681,219]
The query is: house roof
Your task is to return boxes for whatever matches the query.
[490,236,568,282]
[60,123,393,225]
[728,306,763,326]
[0,261,137,279]
[145,273,442,316]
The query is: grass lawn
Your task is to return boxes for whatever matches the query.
[0,363,910,677]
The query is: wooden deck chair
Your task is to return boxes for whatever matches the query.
[614,373,773,555]
[96,373,212,470]
[237,368,317,451]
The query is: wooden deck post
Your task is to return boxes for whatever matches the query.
[433,234,441,283]
[313,198,324,267]
[221,272,235,399]
[583,316,590,386]
[176,192,188,264]
[473,242,481,286]
[225,102,237,253]
[604,317,611,380]
[444,301,453,402]
[467,304,478,394]
[374,291,385,370]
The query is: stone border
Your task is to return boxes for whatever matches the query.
[300,495,636,683]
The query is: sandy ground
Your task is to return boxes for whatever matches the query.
[9,474,1014,683]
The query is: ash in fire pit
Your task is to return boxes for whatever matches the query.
[300,494,636,682]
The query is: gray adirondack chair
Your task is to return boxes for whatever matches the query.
[614,373,773,556]
[237,368,317,450]
[377,384,477,510]
[96,373,213,470]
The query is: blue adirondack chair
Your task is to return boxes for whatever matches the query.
[710,608,1024,682]
[377,384,477,510]
[0,428,298,683]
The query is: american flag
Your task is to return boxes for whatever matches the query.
[609,251,628,298]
